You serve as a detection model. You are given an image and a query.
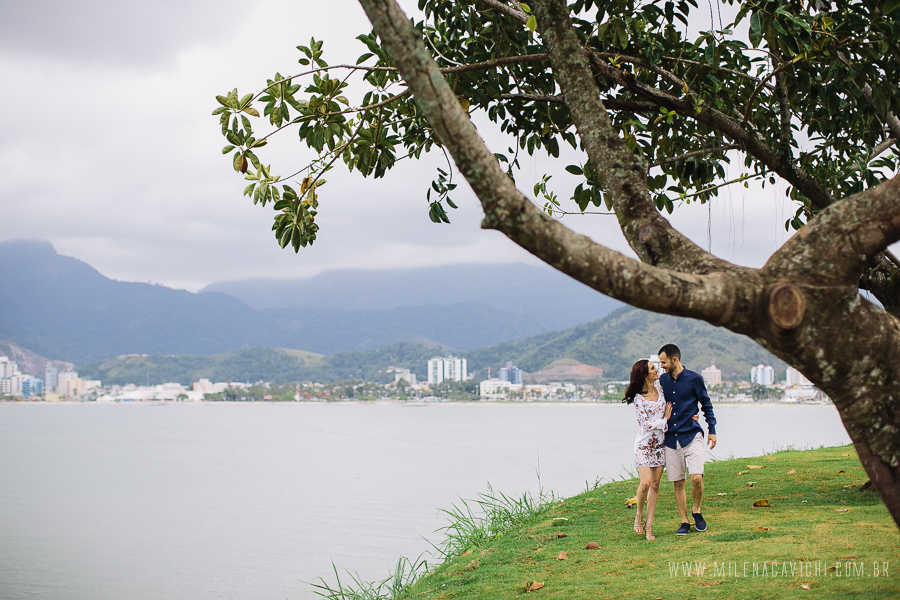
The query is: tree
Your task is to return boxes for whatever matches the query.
[214,0,900,527]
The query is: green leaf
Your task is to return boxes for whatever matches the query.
[885,0,900,15]
[526,15,537,33]
[565,165,583,176]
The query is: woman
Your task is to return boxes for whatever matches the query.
[623,359,672,540]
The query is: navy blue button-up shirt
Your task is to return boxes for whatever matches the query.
[659,368,717,450]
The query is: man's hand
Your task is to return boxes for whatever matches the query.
[708,434,717,449]
[664,402,673,419]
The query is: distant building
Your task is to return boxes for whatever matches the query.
[479,378,515,399]
[785,366,812,387]
[427,356,467,385]
[0,356,19,378]
[0,356,23,396]
[701,364,722,386]
[751,365,775,386]
[57,370,79,397]
[390,368,417,386]
[45,363,59,392]
[498,361,523,385]
[21,375,43,396]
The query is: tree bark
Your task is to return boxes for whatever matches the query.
[357,0,900,530]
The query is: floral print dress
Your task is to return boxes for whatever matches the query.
[633,379,668,468]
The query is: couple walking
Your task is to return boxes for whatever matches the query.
[623,344,717,540]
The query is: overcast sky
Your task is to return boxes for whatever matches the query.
[0,0,826,292]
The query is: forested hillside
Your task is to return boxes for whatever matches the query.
[80,307,784,385]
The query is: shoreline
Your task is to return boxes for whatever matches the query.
[1,398,833,407]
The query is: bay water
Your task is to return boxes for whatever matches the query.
[0,402,851,600]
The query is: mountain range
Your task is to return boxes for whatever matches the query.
[79,306,785,386]
[0,239,619,364]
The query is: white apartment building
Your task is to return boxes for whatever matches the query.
[427,356,467,385]
[785,366,812,387]
[57,370,78,396]
[1,356,23,396]
[701,364,722,386]
[751,364,775,386]
[479,378,516,399]
[0,356,19,378]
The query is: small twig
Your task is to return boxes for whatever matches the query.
[652,144,740,168]
[477,0,528,24]
[743,57,799,123]
[678,173,762,199]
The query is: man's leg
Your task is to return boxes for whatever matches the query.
[691,473,704,514]
[666,445,691,534]
[673,478,689,523]
[684,438,708,531]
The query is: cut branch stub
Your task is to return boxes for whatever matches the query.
[639,224,653,243]
[769,283,806,330]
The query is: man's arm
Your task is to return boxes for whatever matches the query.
[696,375,717,448]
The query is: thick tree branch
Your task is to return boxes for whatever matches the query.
[356,0,755,327]
[768,174,900,285]
[531,0,745,277]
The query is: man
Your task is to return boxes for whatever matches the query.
[658,343,717,535]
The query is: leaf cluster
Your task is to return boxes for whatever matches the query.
[214,0,900,247]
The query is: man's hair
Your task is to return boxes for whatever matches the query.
[658,343,681,360]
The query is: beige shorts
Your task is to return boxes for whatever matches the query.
[666,436,705,481]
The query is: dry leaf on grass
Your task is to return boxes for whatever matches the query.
[717,493,727,496]
[584,542,600,549]
[557,552,568,561]
[525,581,545,592]
[747,482,756,487]
[836,508,850,513]
[753,527,770,531]
[624,497,637,507]
[555,532,568,539]
[460,549,473,557]
[786,469,796,474]
[841,452,851,456]
[747,465,763,469]
[753,499,772,507]
[801,584,811,590]
[737,470,747,475]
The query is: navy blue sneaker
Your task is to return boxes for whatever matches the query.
[676,522,691,535]
[692,512,707,532]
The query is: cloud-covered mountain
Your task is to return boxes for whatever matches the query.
[199,262,621,331]
[0,240,620,364]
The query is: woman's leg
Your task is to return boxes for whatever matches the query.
[635,467,652,532]
[644,466,664,539]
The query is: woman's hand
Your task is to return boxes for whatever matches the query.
[692,414,700,421]
[664,402,673,419]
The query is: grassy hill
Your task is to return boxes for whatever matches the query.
[333,446,898,600]
[468,306,786,380]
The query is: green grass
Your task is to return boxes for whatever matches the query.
[394,445,899,600]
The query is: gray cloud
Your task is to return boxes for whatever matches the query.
[2,0,888,296]
[0,0,247,64]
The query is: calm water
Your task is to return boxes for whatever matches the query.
[0,402,851,600]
